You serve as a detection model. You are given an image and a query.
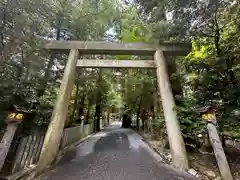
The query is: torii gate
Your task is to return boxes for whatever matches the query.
[37,40,191,172]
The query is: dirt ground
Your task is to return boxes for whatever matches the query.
[139,131,240,180]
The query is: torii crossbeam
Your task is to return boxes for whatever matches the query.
[44,40,191,56]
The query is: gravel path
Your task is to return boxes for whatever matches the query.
[40,122,196,180]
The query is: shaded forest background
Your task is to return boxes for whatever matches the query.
[1,0,240,153]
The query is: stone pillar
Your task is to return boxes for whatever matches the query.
[0,123,18,171]
[207,123,233,180]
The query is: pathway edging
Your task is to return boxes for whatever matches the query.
[133,129,198,179]
[4,124,111,180]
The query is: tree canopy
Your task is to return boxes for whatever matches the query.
[1,0,240,147]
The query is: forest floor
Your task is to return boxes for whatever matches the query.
[139,131,240,180]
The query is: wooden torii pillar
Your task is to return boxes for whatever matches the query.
[154,50,188,169]
[37,49,79,172]
[37,41,191,172]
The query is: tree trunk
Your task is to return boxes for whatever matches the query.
[69,83,80,125]
[149,105,154,133]
[16,50,25,81]
[166,57,182,98]
[85,103,91,124]
[37,53,56,97]
[77,94,86,122]
[136,96,142,130]
[107,108,110,125]
[37,27,61,97]
[94,102,101,132]
[94,69,102,132]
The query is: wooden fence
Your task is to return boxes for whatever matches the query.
[11,133,45,174]
[9,123,95,174]
[0,120,106,177]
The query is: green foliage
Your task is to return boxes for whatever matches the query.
[186,40,209,61]
[0,0,120,129]
[131,0,240,142]
[1,0,240,146]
